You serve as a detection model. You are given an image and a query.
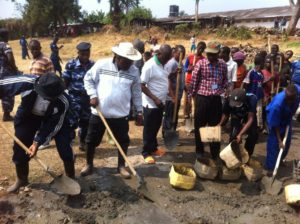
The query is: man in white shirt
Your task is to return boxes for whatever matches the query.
[81,42,143,178]
[141,44,172,164]
[220,46,237,92]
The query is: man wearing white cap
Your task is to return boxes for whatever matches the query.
[81,42,143,178]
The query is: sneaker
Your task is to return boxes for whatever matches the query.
[38,143,51,150]
[144,155,155,164]
[152,148,166,157]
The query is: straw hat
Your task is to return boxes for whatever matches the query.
[112,42,142,61]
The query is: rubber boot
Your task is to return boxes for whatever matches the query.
[7,163,29,193]
[80,146,95,177]
[3,112,14,122]
[63,161,75,179]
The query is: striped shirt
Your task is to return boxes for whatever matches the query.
[30,54,54,76]
[190,58,228,97]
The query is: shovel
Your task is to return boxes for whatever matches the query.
[261,125,289,195]
[0,121,81,195]
[164,52,183,150]
[96,109,155,202]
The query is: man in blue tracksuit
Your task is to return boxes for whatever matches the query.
[19,35,30,60]
[0,28,18,121]
[265,84,300,172]
[3,73,76,193]
[0,74,36,98]
[62,42,94,150]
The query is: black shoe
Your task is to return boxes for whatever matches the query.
[3,112,14,122]
[7,163,29,193]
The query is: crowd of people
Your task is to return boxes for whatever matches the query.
[1,27,300,193]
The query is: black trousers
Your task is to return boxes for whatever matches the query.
[162,100,181,134]
[194,95,222,159]
[13,114,74,165]
[85,114,130,168]
[229,117,258,156]
[142,106,164,157]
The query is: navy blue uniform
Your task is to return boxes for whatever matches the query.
[19,37,29,60]
[0,41,16,113]
[1,78,74,165]
[223,93,258,156]
[50,42,62,75]
[0,75,36,98]
[62,58,94,144]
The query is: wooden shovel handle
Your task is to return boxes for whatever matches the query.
[96,109,137,176]
[0,121,49,171]
[172,52,183,123]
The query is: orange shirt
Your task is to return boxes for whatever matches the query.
[185,54,205,84]
[234,64,247,89]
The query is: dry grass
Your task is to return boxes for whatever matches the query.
[8,31,300,74]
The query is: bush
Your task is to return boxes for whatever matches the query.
[216,26,252,40]
[174,23,190,34]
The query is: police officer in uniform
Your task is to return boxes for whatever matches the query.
[6,73,75,193]
[62,42,94,150]
[50,36,63,76]
[0,28,18,121]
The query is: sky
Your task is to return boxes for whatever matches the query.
[0,0,290,19]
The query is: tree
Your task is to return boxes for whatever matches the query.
[287,0,300,35]
[97,0,141,28]
[179,10,188,17]
[195,0,200,22]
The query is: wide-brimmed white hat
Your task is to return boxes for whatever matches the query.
[112,42,142,61]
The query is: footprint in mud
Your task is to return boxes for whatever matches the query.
[0,200,14,215]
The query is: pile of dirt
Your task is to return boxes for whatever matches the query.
[239,43,268,64]
[101,25,119,34]
[140,26,166,40]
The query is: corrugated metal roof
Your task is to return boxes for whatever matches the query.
[155,6,292,22]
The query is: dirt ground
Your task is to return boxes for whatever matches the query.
[1,32,300,224]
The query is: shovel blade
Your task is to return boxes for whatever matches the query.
[136,175,156,202]
[185,118,194,133]
[50,175,81,195]
[164,130,179,150]
[261,176,283,195]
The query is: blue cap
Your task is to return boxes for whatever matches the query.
[76,42,91,51]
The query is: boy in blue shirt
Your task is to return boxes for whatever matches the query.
[243,55,265,130]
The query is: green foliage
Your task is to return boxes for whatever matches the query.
[286,41,300,48]
[216,26,252,40]
[22,0,81,36]
[82,10,106,24]
[120,7,152,27]
[174,23,190,34]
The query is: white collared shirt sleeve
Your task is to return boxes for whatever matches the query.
[84,61,100,99]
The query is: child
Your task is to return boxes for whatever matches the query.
[233,51,247,89]
[190,34,196,53]
[261,56,278,133]
[243,54,265,129]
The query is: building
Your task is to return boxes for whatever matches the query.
[155,6,297,29]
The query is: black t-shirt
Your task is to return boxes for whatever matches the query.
[223,94,257,122]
